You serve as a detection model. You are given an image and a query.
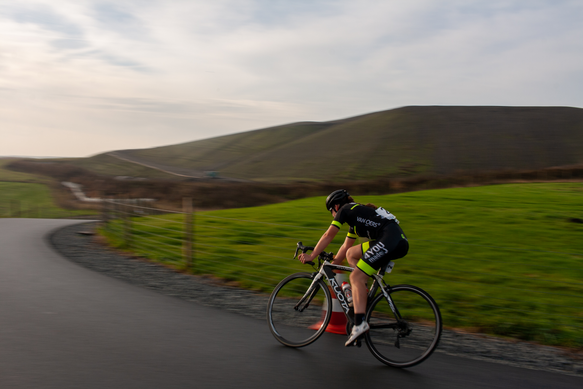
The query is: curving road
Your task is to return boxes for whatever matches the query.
[1,219,581,389]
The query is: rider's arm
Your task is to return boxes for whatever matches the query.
[333,236,356,265]
[298,225,339,264]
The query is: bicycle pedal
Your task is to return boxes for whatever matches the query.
[355,339,362,348]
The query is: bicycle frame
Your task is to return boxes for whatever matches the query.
[300,259,400,328]
[271,242,442,366]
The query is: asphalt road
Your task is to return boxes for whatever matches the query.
[1,219,581,389]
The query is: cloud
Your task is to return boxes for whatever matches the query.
[8,3,84,36]
[0,0,582,157]
[5,3,90,52]
[1,1,150,70]
[92,2,151,41]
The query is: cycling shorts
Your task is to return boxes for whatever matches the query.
[356,222,409,276]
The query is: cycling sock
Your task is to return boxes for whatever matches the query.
[355,313,365,326]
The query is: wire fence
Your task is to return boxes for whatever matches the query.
[101,197,582,346]
[101,198,192,267]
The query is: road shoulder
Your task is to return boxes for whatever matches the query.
[49,222,583,378]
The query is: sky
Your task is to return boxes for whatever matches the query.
[1,0,582,158]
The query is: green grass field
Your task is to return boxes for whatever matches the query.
[0,160,98,218]
[100,183,583,347]
[0,182,97,218]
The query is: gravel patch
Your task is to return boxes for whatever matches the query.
[49,222,583,376]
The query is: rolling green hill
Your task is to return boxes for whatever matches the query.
[74,106,583,182]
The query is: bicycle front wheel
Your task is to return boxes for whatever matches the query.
[365,285,442,368]
[267,272,332,347]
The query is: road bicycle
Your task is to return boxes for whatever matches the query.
[267,242,442,368]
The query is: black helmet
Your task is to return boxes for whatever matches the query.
[325,189,350,212]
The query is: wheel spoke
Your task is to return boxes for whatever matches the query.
[369,323,399,330]
[365,285,442,368]
[267,273,332,348]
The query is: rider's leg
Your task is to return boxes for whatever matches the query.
[346,245,370,345]
[350,269,369,315]
[346,245,368,315]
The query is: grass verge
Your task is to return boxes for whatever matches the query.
[0,159,99,218]
[99,183,583,348]
[0,182,98,218]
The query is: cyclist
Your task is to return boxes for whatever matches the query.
[298,189,409,346]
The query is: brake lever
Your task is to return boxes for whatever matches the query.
[294,241,315,266]
[293,242,302,260]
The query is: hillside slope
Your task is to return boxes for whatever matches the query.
[88,106,583,181]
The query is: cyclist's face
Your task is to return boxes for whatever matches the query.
[330,205,338,217]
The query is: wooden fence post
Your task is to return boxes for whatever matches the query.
[183,197,194,271]
[123,198,132,249]
[100,193,108,228]
[110,197,117,232]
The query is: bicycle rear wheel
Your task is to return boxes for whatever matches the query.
[365,285,442,368]
[267,272,332,347]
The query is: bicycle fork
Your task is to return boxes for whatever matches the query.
[293,272,325,312]
[294,265,355,325]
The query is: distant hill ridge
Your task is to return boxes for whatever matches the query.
[88,106,583,182]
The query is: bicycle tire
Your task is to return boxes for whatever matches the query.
[364,284,442,368]
[267,272,332,348]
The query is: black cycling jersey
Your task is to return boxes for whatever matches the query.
[331,203,399,240]
[331,202,408,276]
